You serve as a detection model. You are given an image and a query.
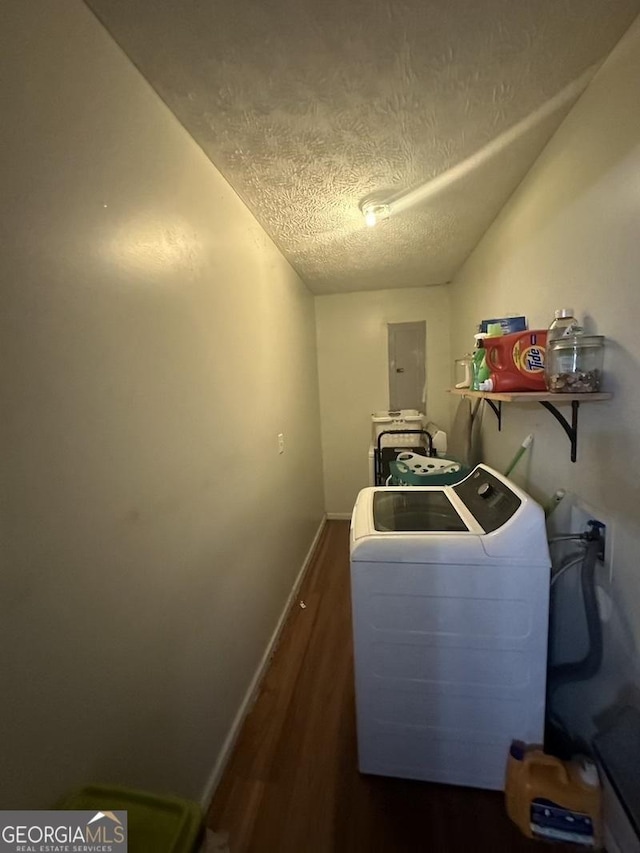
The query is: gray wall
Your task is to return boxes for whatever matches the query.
[449,16,640,741]
[0,1,324,807]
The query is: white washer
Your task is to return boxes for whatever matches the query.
[350,464,550,790]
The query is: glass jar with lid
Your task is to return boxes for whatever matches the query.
[545,335,604,393]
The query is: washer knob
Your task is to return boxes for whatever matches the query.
[477,482,494,499]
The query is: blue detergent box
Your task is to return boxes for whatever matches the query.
[480,316,527,334]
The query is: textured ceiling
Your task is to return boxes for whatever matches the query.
[86,0,640,294]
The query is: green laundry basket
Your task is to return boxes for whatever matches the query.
[388,453,470,486]
[57,784,203,853]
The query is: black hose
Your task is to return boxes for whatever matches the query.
[548,536,603,690]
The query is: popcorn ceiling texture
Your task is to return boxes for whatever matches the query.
[86,0,639,294]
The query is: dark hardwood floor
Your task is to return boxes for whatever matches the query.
[207,520,570,852]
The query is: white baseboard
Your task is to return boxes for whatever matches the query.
[199,514,327,808]
[326,512,351,520]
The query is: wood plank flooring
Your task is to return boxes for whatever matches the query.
[207,521,570,852]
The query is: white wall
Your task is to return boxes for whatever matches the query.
[0,1,324,807]
[449,16,640,739]
[315,287,451,514]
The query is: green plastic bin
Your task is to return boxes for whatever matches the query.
[58,784,203,853]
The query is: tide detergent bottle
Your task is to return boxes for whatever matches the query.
[478,330,548,393]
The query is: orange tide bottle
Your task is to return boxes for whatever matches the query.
[478,330,548,393]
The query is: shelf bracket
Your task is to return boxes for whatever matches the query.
[539,400,580,463]
[485,399,502,431]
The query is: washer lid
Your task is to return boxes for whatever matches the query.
[373,489,469,532]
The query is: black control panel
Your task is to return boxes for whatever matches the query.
[453,467,522,533]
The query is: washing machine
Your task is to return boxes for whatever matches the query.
[350,464,550,790]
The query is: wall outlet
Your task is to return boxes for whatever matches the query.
[570,502,613,581]
[277,433,285,454]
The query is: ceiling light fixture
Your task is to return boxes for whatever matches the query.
[361,201,391,228]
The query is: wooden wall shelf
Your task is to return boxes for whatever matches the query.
[448,389,612,462]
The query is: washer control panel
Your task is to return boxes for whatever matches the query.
[453,467,522,532]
